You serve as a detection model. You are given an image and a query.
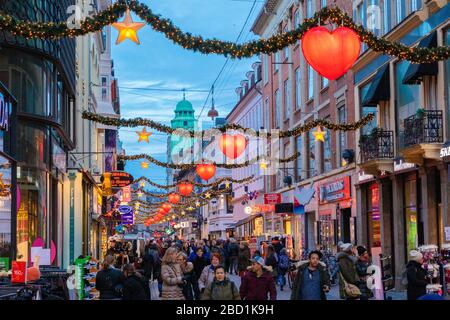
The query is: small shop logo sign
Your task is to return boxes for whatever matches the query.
[440,146,450,158]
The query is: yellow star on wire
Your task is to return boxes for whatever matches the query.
[181,211,186,216]
[187,206,194,211]
[204,192,211,199]
[225,181,231,189]
[141,161,149,169]
[313,127,326,142]
[112,9,146,45]
[259,159,268,170]
[195,201,201,207]
[136,127,152,143]
[140,181,146,187]
[137,191,143,198]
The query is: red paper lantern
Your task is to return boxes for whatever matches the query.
[158,208,166,215]
[161,203,172,213]
[178,181,194,197]
[196,163,216,181]
[168,193,180,204]
[302,26,361,80]
[219,134,247,159]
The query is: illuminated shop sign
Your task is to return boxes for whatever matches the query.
[318,176,351,204]
[0,92,10,131]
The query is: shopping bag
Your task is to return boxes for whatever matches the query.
[150,280,160,300]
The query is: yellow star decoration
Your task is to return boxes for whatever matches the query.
[140,181,146,187]
[141,161,149,169]
[187,206,194,211]
[224,181,231,189]
[259,159,268,170]
[181,211,186,216]
[313,127,326,142]
[204,192,211,199]
[136,127,152,143]
[341,159,348,167]
[112,9,145,45]
[195,201,201,207]
[137,191,143,198]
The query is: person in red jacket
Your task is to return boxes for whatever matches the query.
[239,256,277,300]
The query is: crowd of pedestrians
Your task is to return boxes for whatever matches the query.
[94,236,439,300]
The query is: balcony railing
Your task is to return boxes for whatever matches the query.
[403,110,443,148]
[360,129,394,163]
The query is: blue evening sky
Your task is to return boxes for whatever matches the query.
[113,0,263,189]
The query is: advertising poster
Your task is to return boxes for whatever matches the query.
[104,129,117,173]
[11,260,27,283]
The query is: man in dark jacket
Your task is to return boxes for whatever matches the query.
[336,243,359,300]
[239,256,276,300]
[290,250,330,300]
[122,264,149,300]
[406,250,428,300]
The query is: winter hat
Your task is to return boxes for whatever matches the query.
[409,250,423,263]
[342,243,353,252]
[357,245,367,256]
[250,256,267,268]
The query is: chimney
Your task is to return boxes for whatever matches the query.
[235,87,243,100]
[246,71,255,87]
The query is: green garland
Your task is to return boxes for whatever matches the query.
[119,152,300,169]
[133,175,255,189]
[82,111,375,138]
[135,186,230,199]
[0,0,447,63]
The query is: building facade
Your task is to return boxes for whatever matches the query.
[353,0,449,288]
[252,0,358,258]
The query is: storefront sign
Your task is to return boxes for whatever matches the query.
[358,171,374,183]
[252,204,274,214]
[102,171,134,189]
[264,193,281,204]
[0,92,10,131]
[0,257,9,270]
[394,158,416,172]
[294,204,305,215]
[121,212,134,225]
[440,144,450,158]
[11,261,27,283]
[121,185,131,202]
[275,203,294,214]
[118,205,132,215]
[445,227,450,242]
[318,176,351,204]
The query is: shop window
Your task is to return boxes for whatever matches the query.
[318,214,334,251]
[404,175,419,254]
[368,184,381,248]
[0,155,12,259]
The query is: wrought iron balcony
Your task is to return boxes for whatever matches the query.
[402,110,443,148]
[360,129,394,163]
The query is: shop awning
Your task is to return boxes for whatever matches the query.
[402,31,438,85]
[234,213,263,228]
[361,64,390,106]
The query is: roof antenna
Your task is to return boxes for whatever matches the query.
[182,88,186,100]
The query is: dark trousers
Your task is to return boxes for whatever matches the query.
[192,276,201,300]
[229,257,238,274]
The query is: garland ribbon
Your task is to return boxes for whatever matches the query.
[133,175,255,189]
[0,1,447,63]
[82,111,375,138]
[119,152,300,169]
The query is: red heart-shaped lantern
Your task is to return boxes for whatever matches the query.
[302,26,361,80]
[158,207,166,215]
[196,163,216,181]
[178,181,194,197]
[219,134,248,160]
[168,193,180,204]
[161,203,172,213]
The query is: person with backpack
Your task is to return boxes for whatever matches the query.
[277,248,290,291]
[405,250,428,300]
[201,265,240,300]
[95,255,125,300]
[265,245,279,282]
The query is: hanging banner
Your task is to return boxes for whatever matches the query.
[264,193,281,204]
[121,185,132,202]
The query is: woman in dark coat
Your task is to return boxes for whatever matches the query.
[95,255,125,300]
[237,241,251,277]
[122,264,149,300]
[264,245,279,280]
[406,250,428,300]
[355,246,373,300]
